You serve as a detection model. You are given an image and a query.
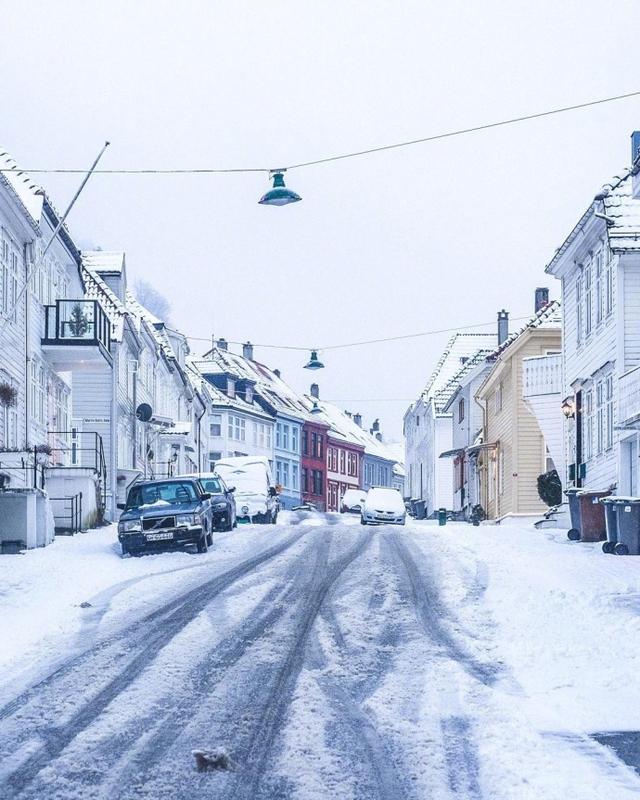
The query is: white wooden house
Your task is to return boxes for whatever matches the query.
[546,137,640,495]
[404,332,497,516]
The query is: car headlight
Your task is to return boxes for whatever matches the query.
[176,513,195,526]
[241,505,249,514]
[119,519,141,533]
[214,502,227,509]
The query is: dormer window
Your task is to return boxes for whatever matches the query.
[246,385,253,403]
[227,377,236,398]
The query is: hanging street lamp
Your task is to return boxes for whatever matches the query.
[304,350,324,370]
[310,401,322,415]
[258,170,301,206]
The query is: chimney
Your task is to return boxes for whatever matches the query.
[353,413,362,428]
[217,337,228,351]
[375,432,382,442]
[497,310,509,346]
[371,418,380,433]
[242,341,254,360]
[274,368,281,378]
[310,383,319,399]
[535,287,549,313]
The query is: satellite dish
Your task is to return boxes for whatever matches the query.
[136,403,152,422]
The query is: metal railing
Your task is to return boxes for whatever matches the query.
[619,365,640,426]
[50,492,83,535]
[43,299,111,350]
[522,353,562,398]
[47,430,107,515]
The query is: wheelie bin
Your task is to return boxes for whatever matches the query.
[600,497,623,553]
[574,489,610,542]
[564,487,582,540]
[614,497,640,555]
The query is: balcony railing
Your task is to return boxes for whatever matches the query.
[618,366,640,427]
[522,354,562,398]
[43,299,111,351]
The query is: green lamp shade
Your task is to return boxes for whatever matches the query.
[259,172,302,206]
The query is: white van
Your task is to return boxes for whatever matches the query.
[214,456,278,524]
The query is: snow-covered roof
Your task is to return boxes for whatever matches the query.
[198,347,313,422]
[421,332,497,403]
[437,348,495,413]
[489,300,561,360]
[81,262,127,341]
[0,148,43,224]
[82,250,126,274]
[547,169,640,273]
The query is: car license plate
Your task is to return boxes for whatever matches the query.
[146,532,174,541]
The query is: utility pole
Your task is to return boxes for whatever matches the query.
[0,141,110,338]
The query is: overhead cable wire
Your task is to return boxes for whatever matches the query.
[183,314,532,352]
[2,89,639,176]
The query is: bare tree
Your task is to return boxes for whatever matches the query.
[135,280,171,323]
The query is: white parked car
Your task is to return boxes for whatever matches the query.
[361,487,406,526]
[340,489,367,514]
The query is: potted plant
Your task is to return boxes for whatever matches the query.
[0,382,18,408]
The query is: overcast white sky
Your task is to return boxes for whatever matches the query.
[2,1,640,439]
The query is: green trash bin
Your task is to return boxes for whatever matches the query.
[438,508,447,526]
[600,497,624,554]
[614,498,640,555]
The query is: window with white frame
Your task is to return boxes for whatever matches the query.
[276,422,281,448]
[228,415,245,441]
[575,274,583,345]
[494,383,503,413]
[605,247,614,317]
[266,425,272,449]
[595,249,603,325]
[209,414,222,437]
[276,460,283,486]
[584,260,592,335]
[282,424,289,450]
[292,463,299,490]
[596,379,605,455]
[292,426,299,453]
[584,389,594,460]
[283,461,290,488]
[606,374,614,450]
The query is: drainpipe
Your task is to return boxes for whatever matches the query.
[473,393,489,512]
[24,242,31,448]
[196,400,206,472]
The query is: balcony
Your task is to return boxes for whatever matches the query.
[522,354,562,398]
[618,366,640,428]
[42,300,112,368]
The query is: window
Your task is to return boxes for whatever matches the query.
[584,260,592,335]
[498,450,505,495]
[302,430,309,455]
[605,374,614,450]
[292,463,299,490]
[276,423,282,448]
[228,415,245,441]
[302,467,308,493]
[584,390,594,460]
[458,398,465,423]
[283,461,290,488]
[595,249,603,325]
[292,426,299,453]
[208,452,222,469]
[495,383,503,413]
[312,432,318,458]
[282,424,289,450]
[276,460,283,486]
[312,469,323,496]
[266,426,272,449]
[596,380,605,455]
[339,449,346,474]
[605,248,614,316]
[227,377,235,398]
[209,414,222,437]
[576,274,583,345]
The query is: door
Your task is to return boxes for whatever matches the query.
[629,437,639,496]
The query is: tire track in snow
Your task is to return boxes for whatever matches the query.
[0,529,311,798]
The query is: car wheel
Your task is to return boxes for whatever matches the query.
[271,511,277,525]
[197,533,208,553]
[232,516,237,529]
[361,517,367,526]
[121,542,129,557]
[206,531,213,546]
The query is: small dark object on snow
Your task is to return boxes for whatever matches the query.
[192,748,236,773]
[537,469,562,507]
[79,601,92,608]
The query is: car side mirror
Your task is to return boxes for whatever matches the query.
[269,486,277,497]
[227,486,236,493]
[200,492,211,500]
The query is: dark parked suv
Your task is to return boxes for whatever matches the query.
[118,478,215,556]
[181,472,237,531]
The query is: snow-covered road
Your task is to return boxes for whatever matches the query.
[2,514,640,799]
